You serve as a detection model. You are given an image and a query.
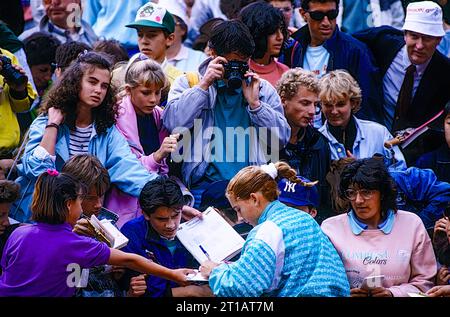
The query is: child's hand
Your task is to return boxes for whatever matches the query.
[73,218,96,237]
[127,274,147,297]
[154,134,179,163]
[434,217,449,235]
[172,268,195,286]
[47,107,64,126]
[199,260,220,278]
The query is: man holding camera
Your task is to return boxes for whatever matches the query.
[163,20,290,208]
[0,48,37,159]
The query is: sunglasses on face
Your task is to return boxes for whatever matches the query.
[306,9,339,21]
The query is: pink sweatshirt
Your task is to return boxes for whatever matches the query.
[248,59,289,88]
[104,95,169,228]
[321,210,437,297]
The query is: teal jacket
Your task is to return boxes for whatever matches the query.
[10,115,157,223]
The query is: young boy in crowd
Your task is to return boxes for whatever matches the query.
[121,177,212,297]
[62,154,123,297]
[126,2,183,85]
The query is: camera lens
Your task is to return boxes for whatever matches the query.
[0,56,28,86]
[223,61,249,89]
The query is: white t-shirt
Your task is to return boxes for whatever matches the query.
[304,45,330,128]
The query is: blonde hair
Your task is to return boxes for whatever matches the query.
[226,162,301,202]
[318,70,362,113]
[124,58,168,91]
[276,68,319,101]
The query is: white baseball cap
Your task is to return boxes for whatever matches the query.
[402,1,445,37]
[158,0,190,27]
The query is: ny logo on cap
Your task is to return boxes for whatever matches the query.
[284,181,296,193]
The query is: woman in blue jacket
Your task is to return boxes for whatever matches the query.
[10,51,157,223]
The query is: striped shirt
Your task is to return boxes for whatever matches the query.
[208,200,350,297]
[69,125,93,157]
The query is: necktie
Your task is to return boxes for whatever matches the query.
[396,64,416,119]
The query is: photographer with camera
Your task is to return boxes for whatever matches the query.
[163,19,290,209]
[0,48,37,159]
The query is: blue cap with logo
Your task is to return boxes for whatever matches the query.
[278,177,319,208]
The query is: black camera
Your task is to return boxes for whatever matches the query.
[223,60,249,89]
[0,55,27,87]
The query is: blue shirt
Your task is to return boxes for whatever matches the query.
[348,209,395,235]
[204,81,251,182]
[383,45,431,130]
[303,45,330,128]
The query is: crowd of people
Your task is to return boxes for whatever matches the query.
[0,0,449,298]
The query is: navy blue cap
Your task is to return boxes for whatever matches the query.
[278,177,319,208]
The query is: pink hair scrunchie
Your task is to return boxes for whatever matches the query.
[46,168,59,176]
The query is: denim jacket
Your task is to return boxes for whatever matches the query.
[162,58,290,187]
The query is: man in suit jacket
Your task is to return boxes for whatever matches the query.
[354,1,450,165]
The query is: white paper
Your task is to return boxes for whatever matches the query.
[176,207,245,263]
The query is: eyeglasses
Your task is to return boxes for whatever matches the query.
[345,189,376,201]
[306,9,339,21]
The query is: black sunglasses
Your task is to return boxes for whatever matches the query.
[306,9,339,21]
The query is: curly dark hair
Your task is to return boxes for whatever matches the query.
[239,1,288,59]
[23,32,61,66]
[339,157,397,219]
[139,177,184,216]
[41,51,117,135]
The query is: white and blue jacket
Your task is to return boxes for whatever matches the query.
[209,200,350,297]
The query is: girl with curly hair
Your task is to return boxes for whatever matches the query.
[10,51,158,224]
[239,1,290,87]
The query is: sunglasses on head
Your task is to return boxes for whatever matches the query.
[306,9,339,21]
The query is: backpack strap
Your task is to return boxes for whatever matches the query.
[185,71,200,88]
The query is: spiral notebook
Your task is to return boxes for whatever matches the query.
[176,207,245,263]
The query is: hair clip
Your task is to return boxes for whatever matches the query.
[77,49,89,60]
[46,168,59,176]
